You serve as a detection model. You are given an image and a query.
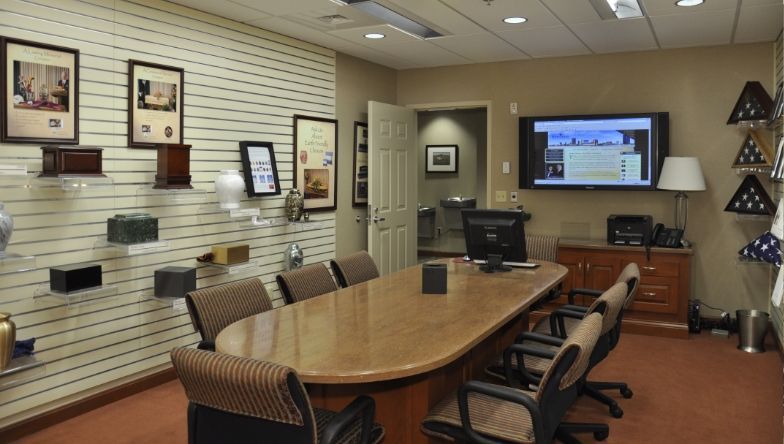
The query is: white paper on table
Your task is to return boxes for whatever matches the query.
[772,198,784,239]
[773,265,784,307]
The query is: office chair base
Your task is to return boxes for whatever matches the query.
[588,380,633,398]
[584,384,624,418]
[556,422,609,443]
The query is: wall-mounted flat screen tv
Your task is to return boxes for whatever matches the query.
[519,112,669,190]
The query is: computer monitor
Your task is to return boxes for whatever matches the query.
[461,209,527,273]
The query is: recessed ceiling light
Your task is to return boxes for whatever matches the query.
[503,17,527,24]
[675,0,704,6]
[364,33,385,39]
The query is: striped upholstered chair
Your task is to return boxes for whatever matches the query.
[185,278,273,351]
[525,234,560,305]
[171,347,385,444]
[276,263,338,304]
[330,250,380,288]
[421,313,606,443]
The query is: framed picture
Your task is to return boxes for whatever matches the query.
[293,115,338,212]
[1,37,79,144]
[426,145,458,173]
[128,59,184,148]
[239,141,281,197]
[352,121,368,207]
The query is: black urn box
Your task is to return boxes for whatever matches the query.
[154,144,192,189]
[107,213,159,244]
[50,264,102,293]
[155,266,196,299]
[422,263,447,294]
[39,146,105,177]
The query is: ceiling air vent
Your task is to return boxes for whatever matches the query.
[316,14,354,25]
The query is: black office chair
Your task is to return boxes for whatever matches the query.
[171,347,385,444]
[276,263,338,304]
[330,250,379,288]
[422,313,607,443]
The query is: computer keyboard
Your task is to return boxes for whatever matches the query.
[472,260,540,268]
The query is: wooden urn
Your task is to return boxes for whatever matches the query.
[153,143,192,189]
[39,146,105,177]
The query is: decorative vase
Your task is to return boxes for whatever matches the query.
[0,312,15,370]
[215,170,244,209]
[0,203,13,258]
[285,189,304,222]
[284,243,304,271]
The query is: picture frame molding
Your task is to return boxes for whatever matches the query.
[425,144,459,173]
[239,140,282,197]
[293,114,338,212]
[127,59,184,148]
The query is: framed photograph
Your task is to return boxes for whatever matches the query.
[293,115,338,212]
[426,145,458,173]
[2,37,79,144]
[352,121,368,207]
[128,59,183,148]
[239,141,281,197]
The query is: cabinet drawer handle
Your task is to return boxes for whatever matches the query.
[586,263,591,272]
[642,266,657,271]
[641,292,657,297]
[577,262,582,271]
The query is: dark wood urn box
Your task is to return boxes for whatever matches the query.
[39,146,105,177]
[154,144,192,189]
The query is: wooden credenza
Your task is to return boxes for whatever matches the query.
[532,239,693,339]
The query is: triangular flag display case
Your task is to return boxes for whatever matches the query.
[724,175,776,215]
[731,130,774,168]
[727,81,774,125]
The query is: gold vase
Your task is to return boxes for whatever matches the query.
[0,312,16,370]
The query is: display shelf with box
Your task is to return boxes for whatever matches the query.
[0,356,45,389]
[202,259,259,275]
[93,236,170,256]
[154,144,192,189]
[34,283,118,306]
[106,213,158,245]
[136,186,207,204]
[210,244,249,265]
[0,253,36,274]
[154,266,196,300]
[33,175,114,191]
[38,146,105,178]
[140,290,188,311]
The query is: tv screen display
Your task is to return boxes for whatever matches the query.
[519,112,668,190]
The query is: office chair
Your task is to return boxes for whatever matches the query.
[422,313,607,443]
[171,347,385,444]
[276,263,338,304]
[185,278,274,351]
[330,250,380,288]
[525,234,561,308]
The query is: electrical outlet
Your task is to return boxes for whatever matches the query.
[495,190,507,202]
[510,191,518,202]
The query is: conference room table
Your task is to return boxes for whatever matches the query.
[216,259,568,443]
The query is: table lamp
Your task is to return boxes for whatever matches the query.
[657,157,706,246]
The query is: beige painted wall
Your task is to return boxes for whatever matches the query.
[335,53,397,258]
[418,108,487,253]
[398,43,774,313]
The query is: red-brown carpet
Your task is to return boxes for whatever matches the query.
[13,332,783,443]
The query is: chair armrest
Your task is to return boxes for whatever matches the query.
[562,304,589,313]
[567,287,603,304]
[457,380,545,444]
[320,395,376,444]
[197,340,215,351]
[550,308,586,339]
[513,331,565,347]
[503,343,555,388]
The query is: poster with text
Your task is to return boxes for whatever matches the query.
[294,115,338,212]
[128,60,183,147]
[3,38,79,144]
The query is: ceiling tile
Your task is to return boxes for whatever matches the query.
[641,0,738,16]
[734,0,780,5]
[498,26,592,58]
[539,0,602,24]
[247,16,359,50]
[383,0,485,35]
[734,4,784,43]
[651,8,735,48]
[168,0,270,22]
[570,18,658,53]
[230,0,336,17]
[440,0,561,31]
[328,24,422,45]
[375,41,471,67]
[429,33,529,63]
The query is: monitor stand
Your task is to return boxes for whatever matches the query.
[479,254,512,273]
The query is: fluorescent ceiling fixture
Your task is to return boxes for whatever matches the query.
[503,17,527,24]
[675,0,704,6]
[347,1,442,39]
[328,0,348,5]
[364,33,385,39]
[589,0,644,19]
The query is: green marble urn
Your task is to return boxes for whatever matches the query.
[107,213,159,244]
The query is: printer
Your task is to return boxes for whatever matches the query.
[607,215,652,246]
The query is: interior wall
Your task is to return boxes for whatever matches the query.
[334,53,396,258]
[398,43,774,314]
[417,108,487,253]
[0,0,335,427]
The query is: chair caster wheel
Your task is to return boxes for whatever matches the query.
[594,430,609,441]
[621,388,633,399]
[610,405,623,418]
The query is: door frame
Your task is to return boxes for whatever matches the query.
[403,100,493,209]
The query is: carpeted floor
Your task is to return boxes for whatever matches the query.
[13,332,783,443]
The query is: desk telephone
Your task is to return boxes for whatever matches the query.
[651,223,683,248]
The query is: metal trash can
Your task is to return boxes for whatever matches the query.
[736,310,769,353]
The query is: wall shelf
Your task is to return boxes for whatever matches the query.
[0,356,45,389]
[736,256,773,266]
[0,253,36,274]
[33,176,114,191]
[141,290,187,311]
[201,260,259,275]
[735,213,772,222]
[136,186,207,204]
[34,284,119,306]
[735,167,772,175]
[94,236,170,255]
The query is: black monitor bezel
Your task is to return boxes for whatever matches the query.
[461,209,527,263]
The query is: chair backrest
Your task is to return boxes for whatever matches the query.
[584,282,628,336]
[615,262,640,308]
[171,347,318,443]
[276,263,338,304]
[525,234,559,262]
[185,278,273,344]
[330,250,380,288]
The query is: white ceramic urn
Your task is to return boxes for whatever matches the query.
[215,170,244,209]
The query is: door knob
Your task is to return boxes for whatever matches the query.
[372,216,386,223]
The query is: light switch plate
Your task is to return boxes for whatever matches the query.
[510,191,518,202]
[502,161,510,174]
[495,190,507,202]
[510,102,518,115]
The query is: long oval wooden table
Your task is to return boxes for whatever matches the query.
[217,259,567,443]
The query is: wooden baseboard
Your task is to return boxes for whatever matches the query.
[0,367,176,441]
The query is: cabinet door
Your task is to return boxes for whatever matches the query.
[557,249,585,304]
[583,252,622,293]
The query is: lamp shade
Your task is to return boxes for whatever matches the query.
[657,157,706,191]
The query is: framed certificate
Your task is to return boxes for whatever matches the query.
[2,38,79,144]
[128,59,184,148]
[352,121,368,207]
[239,141,281,197]
[293,115,338,212]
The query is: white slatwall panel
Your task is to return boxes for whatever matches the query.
[0,0,336,425]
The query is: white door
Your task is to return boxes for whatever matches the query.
[368,101,417,275]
